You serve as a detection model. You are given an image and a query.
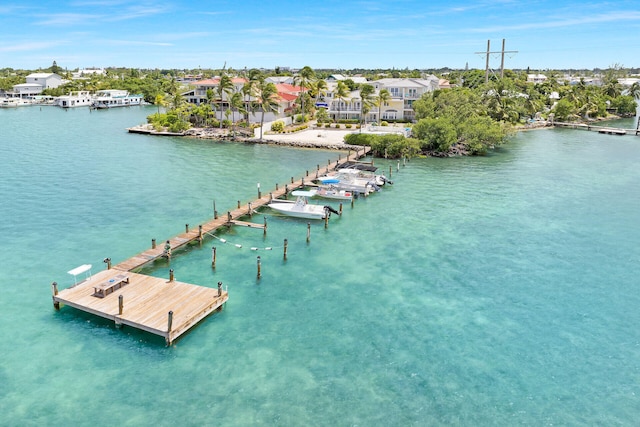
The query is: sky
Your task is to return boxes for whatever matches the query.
[1,0,639,71]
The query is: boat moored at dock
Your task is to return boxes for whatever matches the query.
[91,90,143,109]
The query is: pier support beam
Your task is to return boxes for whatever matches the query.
[51,282,60,310]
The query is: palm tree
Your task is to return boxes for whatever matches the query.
[313,79,328,107]
[216,72,233,128]
[333,80,349,121]
[206,88,215,126]
[242,69,261,122]
[375,89,391,124]
[294,66,315,122]
[359,84,375,128]
[628,82,640,100]
[256,79,279,141]
[229,91,246,139]
[154,93,165,114]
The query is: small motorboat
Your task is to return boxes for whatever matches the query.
[267,191,339,219]
[310,186,353,201]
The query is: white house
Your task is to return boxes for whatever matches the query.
[11,73,64,98]
[527,74,548,83]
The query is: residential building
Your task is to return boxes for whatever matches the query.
[11,73,64,98]
[527,74,548,83]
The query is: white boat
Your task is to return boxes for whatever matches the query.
[315,169,379,195]
[310,186,353,201]
[54,91,93,108]
[0,97,32,107]
[91,90,143,109]
[268,190,339,219]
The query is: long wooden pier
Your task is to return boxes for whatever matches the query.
[52,146,370,345]
[553,121,639,136]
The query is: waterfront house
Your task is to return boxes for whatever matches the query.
[11,73,64,99]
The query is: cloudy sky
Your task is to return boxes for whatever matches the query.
[1,0,639,70]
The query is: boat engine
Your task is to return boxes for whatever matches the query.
[324,206,340,217]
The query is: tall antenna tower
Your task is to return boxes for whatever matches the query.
[475,39,518,82]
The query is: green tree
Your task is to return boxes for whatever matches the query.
[333,80,350,121]
[294,66,315,122]
[256,79,279,141]
[217,72,233,128]
[374,89,391,124]
[359,84,375,127]
[412,118,457,151]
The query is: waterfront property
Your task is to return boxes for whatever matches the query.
[51,146,370,344]
[91,89,143,108]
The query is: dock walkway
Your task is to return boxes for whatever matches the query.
[53,147,370,345]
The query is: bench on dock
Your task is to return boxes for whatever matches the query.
[93,274,130,298]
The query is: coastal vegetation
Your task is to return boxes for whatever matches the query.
[2,64,638,157]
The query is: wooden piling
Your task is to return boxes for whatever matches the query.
[307,222,311,242]
[211,246,217,268]
[169,269,174,282]
[291,176,294,184]
[257,256,261,279]
[217,281,222,297]
[389,165,392,178]
[167,311,173,333]
[198,225,203,241]
[248,202,253,216]
[283,238,288,260]
[104,257,112,269]
[263,217,267,236]
[351,196,354,208]
[52,282,60,310]
[118,294,124,315]
[324,213,328,228]
[185,223,189,233]
[237,200,241,209]
[214,200,218,219]
[339,203,343,215]
[257,183,261,199]
[152,238,156,249]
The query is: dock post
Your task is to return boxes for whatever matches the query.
[397,160,400,172]
[152,238,156,249]
[263,217,267,236]
[214,200,218,219]
[317,164,320,173]
[283,238,288,260]
[227,211,232,222]
[103,257,112,270]
[257,182,261,199]
[237,200,241,209]
[348,149,351,160]
[389,165,392,178]
[285,184,288,196]
[198,225,203,242]
[351,196,355,208]
[257,256,261,279]
[248,202,253,216]
[339,203,343,215]
[301,177,304,186]
[51,282,60,310]
[307,222,311,242]
[169,269,174,282]
[118,294,124,315]
[185,223,189,233]
[276,183,279,191]
[291,176,294,184]
[167,311,174,344]
[269,192,273,202]
[306,170,309,177]
[217,281,222,297]
[211,246,217,269]
[324,214,328,229]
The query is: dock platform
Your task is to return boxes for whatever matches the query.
[53,147,369,345]
[53,269,228,345]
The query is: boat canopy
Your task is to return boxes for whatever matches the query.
[291,190,316,197]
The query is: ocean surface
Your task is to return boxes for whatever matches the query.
[0,106,639,426]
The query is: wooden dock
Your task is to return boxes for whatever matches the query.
[52,147,370,345]
[553,122,637,135]
[52,269,228,345]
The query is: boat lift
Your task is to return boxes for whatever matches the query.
[67,264,92,285]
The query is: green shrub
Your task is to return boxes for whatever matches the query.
[345,124,352,129]
[381,121,389,126]
[271,121,285,132]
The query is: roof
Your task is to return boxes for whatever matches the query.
[27,73,59,79]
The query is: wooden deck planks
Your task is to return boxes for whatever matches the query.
[54,269,227,344]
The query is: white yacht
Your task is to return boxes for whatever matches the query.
[91,90,143,109]
[54,91,93,108]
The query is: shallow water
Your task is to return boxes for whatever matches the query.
[1,107,639,426]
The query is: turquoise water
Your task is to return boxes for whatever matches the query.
[1,107,639,426]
